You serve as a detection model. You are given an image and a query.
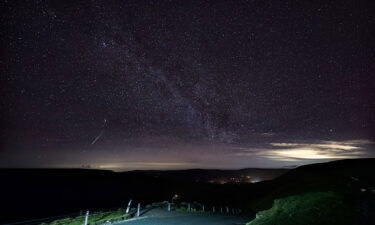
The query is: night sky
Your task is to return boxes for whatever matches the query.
[1,0,374,171]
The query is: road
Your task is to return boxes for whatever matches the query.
[116,209,253,225]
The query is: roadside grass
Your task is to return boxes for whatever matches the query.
[247,192,354,225]
[41,208,130,225]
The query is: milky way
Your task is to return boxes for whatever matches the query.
[1,0,374,170]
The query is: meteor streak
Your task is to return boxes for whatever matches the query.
[91,130,104,145]
[91,119,107,145]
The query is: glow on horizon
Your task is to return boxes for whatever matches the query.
[98,162,193,170]
[18,139,374,171]
[266,140,369,160]
[234,139,372,162]
[269,148,361,159]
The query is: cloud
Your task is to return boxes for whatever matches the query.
[233,139,373,161]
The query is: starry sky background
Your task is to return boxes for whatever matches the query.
[1,0,374,171]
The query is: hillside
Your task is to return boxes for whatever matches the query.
[2,159,374,224]
[0,167,281,224]
[245,158,375,225]
[125,168,288,183]
[249,158,375,211]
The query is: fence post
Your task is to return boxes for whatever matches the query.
[226,206,229,214]
[126,200,132,214]
[137,203,140,217]
[188,203,191,212]
[168,202,171,211]
[220,207,223,213]
[84,210,89,225]
[202,205,205,212]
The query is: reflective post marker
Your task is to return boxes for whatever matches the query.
[126,200,132,214]
[137,203,140,217]
[84,210,89,225]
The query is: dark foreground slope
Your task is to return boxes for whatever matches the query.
[245,158,375,225]
[0,168,283,224]
[126,168,288,183]
[1,159,374,224]
[248,158,375,210]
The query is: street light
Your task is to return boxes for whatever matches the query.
[172,194,179,204]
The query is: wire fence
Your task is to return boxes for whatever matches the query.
[3,208,129,225]
[3,200,244,225]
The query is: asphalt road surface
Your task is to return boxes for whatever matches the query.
[116,209,252,225]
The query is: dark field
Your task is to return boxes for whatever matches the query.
[1,159,375,224]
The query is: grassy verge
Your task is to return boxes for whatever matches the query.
[247,192,354,225]
[41,208,130,225]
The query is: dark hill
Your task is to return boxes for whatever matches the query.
[125,168,288,183]
[248,158,375,211]
[0,167,284,224]
[2,159,374,224]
